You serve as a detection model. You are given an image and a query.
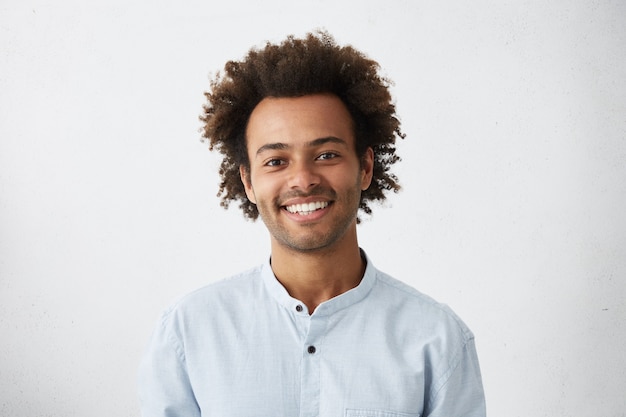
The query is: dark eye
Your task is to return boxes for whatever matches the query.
[265,158,285,167]
[317,152,338,161]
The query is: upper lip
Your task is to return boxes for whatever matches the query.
[280,196,331,207]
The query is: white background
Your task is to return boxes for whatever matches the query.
[1,1,625,416]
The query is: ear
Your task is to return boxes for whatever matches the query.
[239,165,257,204]
[360,147,374,191]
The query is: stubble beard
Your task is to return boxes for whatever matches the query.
[256,179,363,254]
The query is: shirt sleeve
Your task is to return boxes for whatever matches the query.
[425,336,486,417]
[137,310,201,417]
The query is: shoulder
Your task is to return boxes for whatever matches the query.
[160,265,264,324]
[372,268,475,342]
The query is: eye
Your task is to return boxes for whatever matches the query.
[316,152,339,161]
[264,158,285,167]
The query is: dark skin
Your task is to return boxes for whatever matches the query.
[241,94,374,313]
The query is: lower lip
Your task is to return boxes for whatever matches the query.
[282,204,331,223]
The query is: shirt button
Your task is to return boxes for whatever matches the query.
[307,345,316,354]
[295,305,303,312]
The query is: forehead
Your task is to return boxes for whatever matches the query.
[245,94,355,149]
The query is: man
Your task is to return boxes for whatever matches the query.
[138,31,486,417]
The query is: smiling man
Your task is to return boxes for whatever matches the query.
[138,32,486,417]
[242,94,373,312]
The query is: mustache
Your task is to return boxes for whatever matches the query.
[277,186,337,205]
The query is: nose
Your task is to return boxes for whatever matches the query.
[287,160,320,191]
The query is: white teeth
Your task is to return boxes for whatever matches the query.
[285,201,329,215]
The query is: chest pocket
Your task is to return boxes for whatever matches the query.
[345,410,421,417]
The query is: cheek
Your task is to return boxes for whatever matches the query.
[249,175,277,201]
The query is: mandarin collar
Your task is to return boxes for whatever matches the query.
[261,249,377,317]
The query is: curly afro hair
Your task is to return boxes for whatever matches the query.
[200,31,404,221]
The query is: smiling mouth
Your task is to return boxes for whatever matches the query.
[284,201,330,216]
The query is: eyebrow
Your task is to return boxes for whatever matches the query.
[255,136,348,157]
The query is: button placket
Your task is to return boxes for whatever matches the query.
[299,314,326,417]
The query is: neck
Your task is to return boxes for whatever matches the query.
[269,228,365,314]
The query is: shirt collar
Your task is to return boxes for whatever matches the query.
[260,249,377,317]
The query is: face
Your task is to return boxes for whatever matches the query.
[241,94,374,253]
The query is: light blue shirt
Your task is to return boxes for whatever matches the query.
[138,253,486,417]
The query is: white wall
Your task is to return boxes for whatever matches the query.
[1,1,625,416]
